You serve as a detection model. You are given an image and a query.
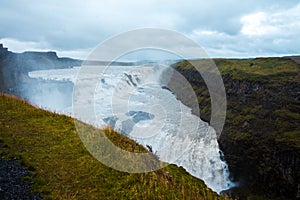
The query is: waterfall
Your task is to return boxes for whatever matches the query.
[28,63,234,193]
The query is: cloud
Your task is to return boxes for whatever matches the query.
[188,2,300,58]
[0,38,49,52]
[0,38,91,59]
[0,0,299,58]
[241,4,300,37]
[241,12,278,36]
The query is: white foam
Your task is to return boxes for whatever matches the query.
[28,64,234,193]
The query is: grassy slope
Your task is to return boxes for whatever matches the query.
[175,57,300,199]
[214,57,299,147]
[0,94,224,200]
[195,57,300,147]
[176,57,300,146]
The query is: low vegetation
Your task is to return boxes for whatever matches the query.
[0,94,224,199]
[174,57,300,199]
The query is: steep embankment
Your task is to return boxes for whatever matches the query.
[0,94,224,199]
[174,57,300,199]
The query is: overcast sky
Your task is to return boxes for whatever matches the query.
[1,0,300,59]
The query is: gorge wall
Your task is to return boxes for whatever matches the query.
[173,58,300,199]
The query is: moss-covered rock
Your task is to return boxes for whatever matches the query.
[173,57,300,199]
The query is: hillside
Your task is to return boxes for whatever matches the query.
[173,57,300,199]
[1,44,299,199]
[0,94,224,199]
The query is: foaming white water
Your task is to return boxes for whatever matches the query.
[28,64,234,193]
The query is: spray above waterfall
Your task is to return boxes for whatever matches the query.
[29,28,234,193]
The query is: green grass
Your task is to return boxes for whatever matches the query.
[215,57,299,76]
[177,57,300,82]
[0,94,225,200]
[174,57,300,199]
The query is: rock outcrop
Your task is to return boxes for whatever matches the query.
[173,58,300,199]
[0,46,81,98]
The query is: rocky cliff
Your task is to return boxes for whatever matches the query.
[173,57,300,199]
[0,44,81,101]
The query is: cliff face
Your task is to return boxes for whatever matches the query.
[0,44,8,56]
[0,45,81,98]
[173,58,300,199]
[219,75,300,199]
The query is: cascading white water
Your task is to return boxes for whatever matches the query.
[28,63,234,193]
